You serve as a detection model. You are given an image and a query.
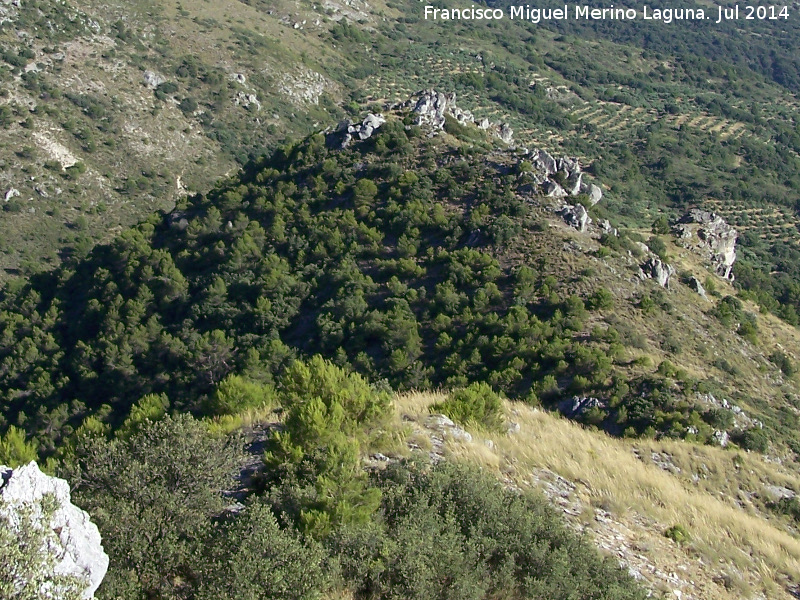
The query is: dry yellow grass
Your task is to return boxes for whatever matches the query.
[394,392,800,599]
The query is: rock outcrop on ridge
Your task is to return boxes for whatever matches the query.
[639,256,676,288]
[396,89,515,143]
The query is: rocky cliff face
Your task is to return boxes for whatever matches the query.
[0,462,108,599]
[675,210,738,281]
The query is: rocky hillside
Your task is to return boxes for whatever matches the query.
[5,2,800,597]
[3,0,800,330]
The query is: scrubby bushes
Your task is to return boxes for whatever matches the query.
[430,382,503,429]
[60,406,647,600]
[264,357,391,536]
[334,462,647,600]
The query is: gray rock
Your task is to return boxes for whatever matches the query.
[587,183,603,206]
[557,156,581,178]
[329,113,385,149]
[424,414,472,442]
[545,180,568,198]
[640,257,675,288]
[677,210,738,281]
[688,276,708,300]
[4,187,20,201]
[534,149,557,176]
[558,396,605,419]
[763,484,796,501]
[398,90,510,143]
[410,89,453,131]
[567,171,583,196]
[496,122,514,144]
[425,414,456,428]
[142,70,165,89]
[0,462,109,598]
[649,451,681,474]
[234,91,261,111]
[600,219,617,236]
[355,112,385,140]
[557,203,590,232]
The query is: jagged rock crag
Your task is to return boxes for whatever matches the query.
[674,209,737,281]
[328,113,386,149]
[557,203,591,232]
[530,149,602,205]
[0,462,109,599]
[524,149,604,232]
[395,89,514,143]
[639,256,676,288]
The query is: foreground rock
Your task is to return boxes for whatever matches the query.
[0,462,108,599]
[675,210,737,281]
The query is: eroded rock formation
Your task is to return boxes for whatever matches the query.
[675,209,737,281]
[0,462,108,599]
[328,113,386,148]
[640,257,676,288]
[396,89,514,143]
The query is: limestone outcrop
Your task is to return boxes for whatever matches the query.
[142,70,165,89]
[328,113,386,149]
[395,89,514,143]
[688,276,708,300]
[557,203,591,232]
[675,209,737,281]
[528,149,603,206]
[558,396,606,419]
[639,257,675,288]
[0,462,109,599]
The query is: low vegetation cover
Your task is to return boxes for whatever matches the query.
[49,359,646,600]
[430,382,504,429]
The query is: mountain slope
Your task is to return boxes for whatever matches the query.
[2,105,798,469]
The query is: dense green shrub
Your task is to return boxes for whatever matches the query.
[0,425,38,467]
[333,462,647,600]
[769,350,796,376]
[197,500,332,600]
[265,357,391,536]
[663,524,691,545]
[207,374,276,416]
[430,382,503,429]
[65,414,243,599]
[734,428,769,453]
